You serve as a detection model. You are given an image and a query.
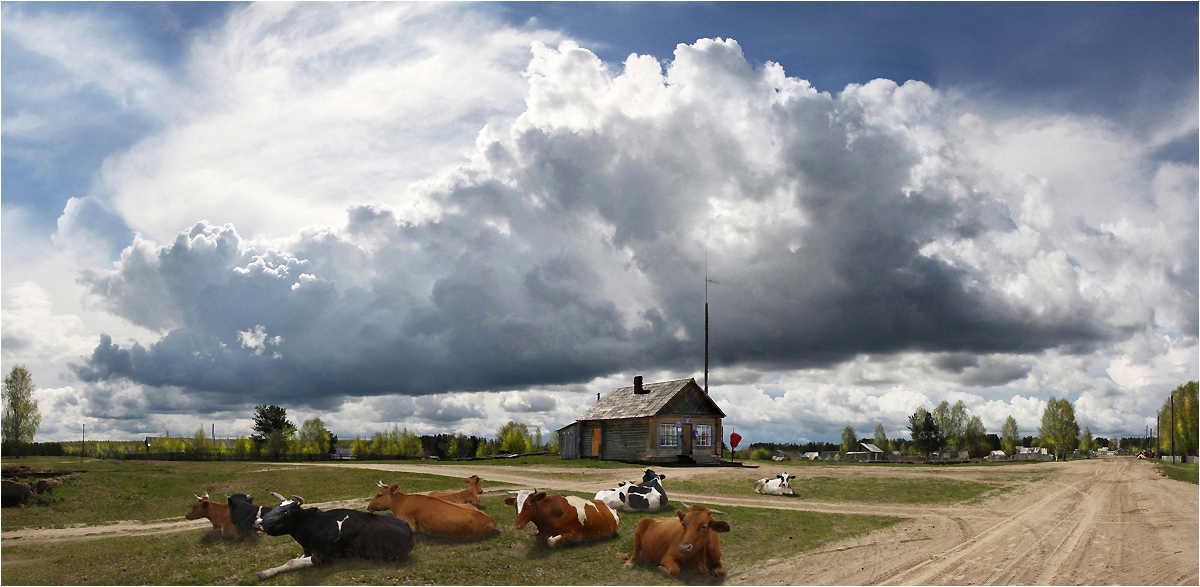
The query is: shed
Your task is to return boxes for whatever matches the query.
[860,442,884,462]
[557,376,726,465]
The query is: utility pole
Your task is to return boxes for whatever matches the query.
[82,423,86,458]
[704,246,718,396]
[1170,394,1175,463]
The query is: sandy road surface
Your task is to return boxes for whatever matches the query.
[3,457,1195,585]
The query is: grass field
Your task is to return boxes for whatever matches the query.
[1154,461,1199,485]
[1,457,903,585]
[669,475,1000,504]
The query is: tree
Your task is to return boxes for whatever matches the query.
[252,405,295,443]
[1079,426,1094,454]
[908,406,943,459]
[873,423,890,453]
[298,418,330,456]
[189,425,213,458]
[1039,397,1080,459]
[1158,381,1199,458]
[2,366,41,456]
[933,400,967,452]
[349,435,368,458]
[1001,416,1019,455]
[964,415,987,458]
[497,421,531,454]
[840,426,857,454]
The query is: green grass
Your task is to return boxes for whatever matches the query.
[1,492,899,585]
[0,457,507,530]
[670,475,1000,504]
[1154,461,1199,485]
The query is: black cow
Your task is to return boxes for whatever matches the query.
[226,493,271,539]
[254,492,414,580]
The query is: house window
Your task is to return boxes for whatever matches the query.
[659,423,678,447]
[695,424,712,447]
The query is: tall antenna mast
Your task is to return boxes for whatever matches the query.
[705,245,718,395]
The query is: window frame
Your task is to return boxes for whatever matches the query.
[694,424,713,447]
[658,422,679,447]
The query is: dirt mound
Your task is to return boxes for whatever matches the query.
[2,466,80,507]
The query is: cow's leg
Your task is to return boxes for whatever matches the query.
[255,555,314,580]
[709,561,726,578]
[623,520,649,569]
[546,528,579,548]
[658,553,682,576]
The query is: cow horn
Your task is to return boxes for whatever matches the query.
[377,480,386,487]
[203,491,209,499]
[708,508,726,515]
[269,492,287,502]
[291,495,304,505]
[194,493,204,500]
[678,501,689,509]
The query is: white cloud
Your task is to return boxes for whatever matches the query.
[4,5,1194,446]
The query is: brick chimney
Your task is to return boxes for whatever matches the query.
[634,375,645,394]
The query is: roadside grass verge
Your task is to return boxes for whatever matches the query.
[0,492,899,585]
[1154,461,1198,485]
[0,457,510,530]
[669,475,999,504]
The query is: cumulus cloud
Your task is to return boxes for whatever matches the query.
[64,35,1196,442]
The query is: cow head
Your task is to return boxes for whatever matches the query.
[185,492,211,520]
[778,472,793,486]
[465,475,482,493]
[674,502,730,555]
[256,492,305,536]
[503,489,545,529]
[641,469,666,484]
[367,481,400,512]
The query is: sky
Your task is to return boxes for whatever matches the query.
[2,2,1197,448]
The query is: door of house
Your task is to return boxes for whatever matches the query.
[681,423,692,456]
[591,427,602,457]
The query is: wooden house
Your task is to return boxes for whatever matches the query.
[557,376,726,465]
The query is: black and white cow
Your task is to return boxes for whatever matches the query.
[594,469,668,512]
[253,492,414,580]
[226,493,271,539]
[753,472,795,495]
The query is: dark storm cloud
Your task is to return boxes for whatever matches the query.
[71,39,1179,411]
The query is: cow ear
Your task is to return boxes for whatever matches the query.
[711,521,731,533]
[504,497,516,506]
[676,510,687,523]
[658,474,666,480]
[201,501,209,509]
[388,484,400,494]
[531,492,547,502]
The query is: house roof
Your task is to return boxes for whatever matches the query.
[861,443,883,453]
[573,377,726,422]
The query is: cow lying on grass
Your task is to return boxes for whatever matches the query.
[254,492,414,580]
[226,493,271,539]
[623,502,730,577]
[594,469,668,512]
[368,481,497,538]
[185,492,237,536]
[753,472,795,495]
[426,474,483,507]
[505,489,620,547]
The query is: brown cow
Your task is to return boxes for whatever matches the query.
[503,489,620,547]
[426,474,483,507]
[185,492,237,535]
[367,481,496,538]
[623,502,730,577]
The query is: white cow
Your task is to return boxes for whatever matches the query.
[594,481,630,510]
[753,472,794,495]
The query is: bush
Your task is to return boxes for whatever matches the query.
[749,447,771,461]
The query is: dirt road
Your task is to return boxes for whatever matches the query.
[3,457,1195,585]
